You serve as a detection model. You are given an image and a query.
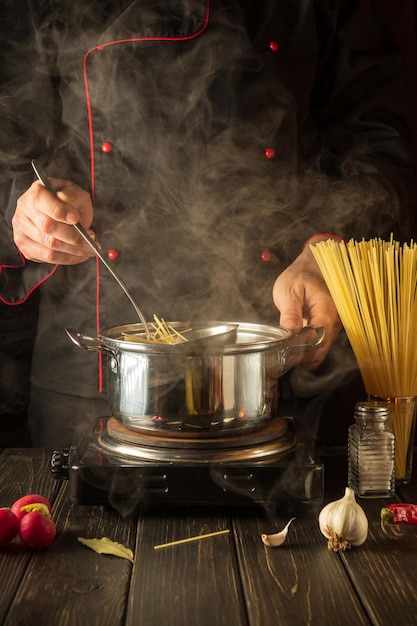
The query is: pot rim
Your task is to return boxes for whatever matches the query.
[98,320,293,355]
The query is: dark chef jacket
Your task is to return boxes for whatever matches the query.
[0,0,414,400]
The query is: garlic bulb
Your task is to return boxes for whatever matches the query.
[318,487,368,552]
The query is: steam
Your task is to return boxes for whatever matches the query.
[0,1,403,451]
[1,2,400,321]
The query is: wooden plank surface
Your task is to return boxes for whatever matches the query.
[4,488,137,626]
[318,450,417,626]
[232,507,370,626]
[0,449,60,624]
[339,476,417,626]
[340,509,417,626]
[1,448,417,626]
[0,448,59,505]
[126,508,247,626]
[0,449,137,626]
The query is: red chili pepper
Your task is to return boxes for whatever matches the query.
[380,504,417,539]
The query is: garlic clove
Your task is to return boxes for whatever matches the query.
[261,518,296,547]
[318,487,368,552]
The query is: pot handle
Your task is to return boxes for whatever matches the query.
[279,325,325,373]
[65,327,115,356]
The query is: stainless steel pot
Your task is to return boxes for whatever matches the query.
[66,322,324,437]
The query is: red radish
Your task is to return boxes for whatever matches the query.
[19,511,56,549]
[0,508,19,544]
[11,494,52,523]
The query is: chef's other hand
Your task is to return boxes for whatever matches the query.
[13,179,96,265]
[272,236,342,370]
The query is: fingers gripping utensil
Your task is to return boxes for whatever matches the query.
[31,160,151,338]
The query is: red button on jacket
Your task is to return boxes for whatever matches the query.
[107,248,119,260]
[101,142,113,153]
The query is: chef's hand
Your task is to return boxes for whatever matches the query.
[273,236,342,370]
[12,179,96,265]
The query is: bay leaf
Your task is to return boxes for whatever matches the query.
[77,536,134,562]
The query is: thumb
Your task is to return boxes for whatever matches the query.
[275,296,304,333]
[272,262,306,333]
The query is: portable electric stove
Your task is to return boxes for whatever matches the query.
[51,415,324,514]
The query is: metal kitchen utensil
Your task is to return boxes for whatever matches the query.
[31,159,151,338]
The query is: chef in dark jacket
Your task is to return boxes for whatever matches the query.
[0,0,415,446]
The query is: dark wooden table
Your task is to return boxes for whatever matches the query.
[1,447,416,626]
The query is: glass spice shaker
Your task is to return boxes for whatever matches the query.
[348,400,395,498]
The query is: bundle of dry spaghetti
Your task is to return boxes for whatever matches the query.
[311,237,417,479]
